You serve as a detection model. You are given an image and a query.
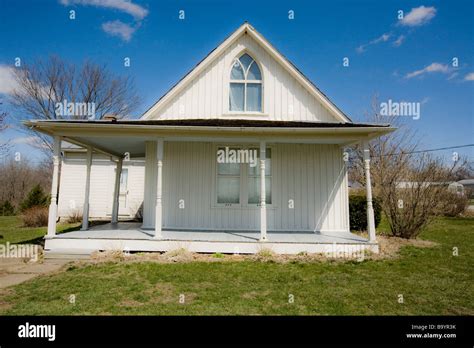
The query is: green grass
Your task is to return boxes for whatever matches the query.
[0,217,472,315]
[0,216,80,244]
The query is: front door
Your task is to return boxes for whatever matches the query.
[118,168,129,215]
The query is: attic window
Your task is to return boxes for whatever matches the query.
[229,53,262,112]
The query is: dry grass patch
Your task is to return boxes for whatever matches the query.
[0,288,13,312]
[242,290,271,299]
[369,235,438,260]
[82,235,438,267]
[118,299,145,308]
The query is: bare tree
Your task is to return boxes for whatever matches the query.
[0,100,10,156]
[9,55,141,152]
[0,157,51,210]
[349,96,468,238]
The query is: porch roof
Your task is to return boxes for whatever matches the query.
[25,118,395,158]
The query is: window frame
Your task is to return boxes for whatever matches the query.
[212,144,275,209]
[227,52,265,115]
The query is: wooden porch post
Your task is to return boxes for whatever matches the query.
[363,141,376,242]
[111,157,123,224]
[259,141,267,241]
[81,146,92,230]
[46,135,61,238]
[154,139,164,239]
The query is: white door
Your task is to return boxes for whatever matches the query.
[118,168,129,215]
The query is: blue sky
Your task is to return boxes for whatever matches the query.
[0,0,473,163]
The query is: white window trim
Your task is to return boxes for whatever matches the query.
[211,144,276,209]
[226,53,265,115]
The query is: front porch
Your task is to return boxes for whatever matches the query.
[45,222,378,255]
[27,118,394,255]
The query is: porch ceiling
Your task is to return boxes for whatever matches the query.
[25,119,396,158]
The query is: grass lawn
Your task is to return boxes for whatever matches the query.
[0,217,472,315]
[0,216,80,245]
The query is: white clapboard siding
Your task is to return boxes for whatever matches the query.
[58,143,349,232]
[153,34,338,123]
[58,153,145,219]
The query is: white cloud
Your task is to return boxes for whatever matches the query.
[356,33,391,53]
[0,64,18,95]
[393,35,405,47]
[60,0,148,20]
[102,20,136,42]
[464,72,474,81]
[399,6,437,27]
[405,62,450,79]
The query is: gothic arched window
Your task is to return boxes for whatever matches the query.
[229,53,262,112]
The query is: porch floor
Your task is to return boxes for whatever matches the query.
[56,222,369,244]
[46,222,377,255]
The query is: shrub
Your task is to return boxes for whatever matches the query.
[20,184,49,212]
[67,209,83,223]
[437,191,469,217]
[21,206,49,227]
[0,200,15,216]
[349,195,382,231]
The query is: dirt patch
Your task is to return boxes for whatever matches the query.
[81,236,437,266]
[88,249,248,265]
[370,235,438,260]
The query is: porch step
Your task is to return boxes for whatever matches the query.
[44,248,96,260]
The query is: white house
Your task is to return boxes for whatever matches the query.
[26,23,394,256]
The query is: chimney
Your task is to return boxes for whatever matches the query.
[103,114,117,122]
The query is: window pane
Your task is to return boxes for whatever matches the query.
[265,148,271,175]
[230,61,244,80]
[247,177,272,204]
[119,169,128,191]
[248,148,271,176]
[217,147,241,174]
[239,54,253,72]
[247,61,261,80]
[217,162,240,175]
[246,83,262,112]
[217,177,240,204]
[229,83,244,111]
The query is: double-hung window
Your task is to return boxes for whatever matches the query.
[215,146,272,206]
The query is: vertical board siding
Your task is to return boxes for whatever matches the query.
[160,142,348,232]
[152,34,338,123]
[59,143,349,232]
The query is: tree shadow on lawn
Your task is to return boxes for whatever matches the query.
[16,220,110,246]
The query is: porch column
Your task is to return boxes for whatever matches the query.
[142,141,157,229]
[154,139,164,239]
[363,141,376,242]
[81,146,92,230]
[46,135,61,238]
[111,157,123,224]
[259,141,267,241]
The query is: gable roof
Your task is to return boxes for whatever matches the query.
[141,22,352,123]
